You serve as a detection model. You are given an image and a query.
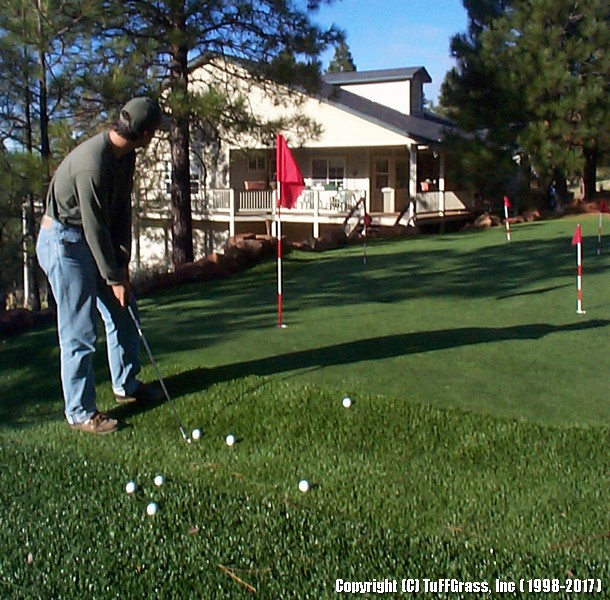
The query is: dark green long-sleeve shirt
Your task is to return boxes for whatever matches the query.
[45,131,136,285]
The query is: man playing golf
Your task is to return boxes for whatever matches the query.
[36,97,170,434]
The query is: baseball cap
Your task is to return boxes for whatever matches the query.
[119,97,171,134]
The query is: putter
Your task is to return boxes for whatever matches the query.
[127,305,191,443]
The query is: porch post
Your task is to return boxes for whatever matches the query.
[409,144,418,198]
[313,189,320,238]
[229,189,236,237]
[409,144,418,221]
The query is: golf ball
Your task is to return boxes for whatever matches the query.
[192,428,201,441]
[299,479,310,493]
[154,474,164,487]
[342,396,352,408]
[125,481,137,494]
[146,502,158,516]
[225,434,235,446]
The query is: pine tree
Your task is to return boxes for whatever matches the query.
[97,0,342,266]
[327,41,357,73]
[442,0,610,201]
[481,0,610,199]
[0,0,102,309]
[440,0,523,199]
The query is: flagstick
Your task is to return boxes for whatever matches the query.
[597,211,602,256]
[574,224,586,314]
[363,220,367,265]
[277,203,286,328]
[503,202,511,242]
[274,133,304,329]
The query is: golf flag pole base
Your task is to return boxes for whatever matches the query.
[571,224,586,314]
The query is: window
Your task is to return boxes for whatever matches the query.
[164,161,171,194]
[312,157,345,187]
[190,172,200,194]
[395,160,408,189]
[248,154,266,172]
[374,158,389,189]
[163,161,201,194]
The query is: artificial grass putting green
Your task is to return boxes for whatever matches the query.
[0,216,608,598]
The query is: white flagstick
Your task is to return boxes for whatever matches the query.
[276,204,285,328]
[597,211,602,256]
[573,224,586,314]
[503,199,511,242]
[363,220,367,265]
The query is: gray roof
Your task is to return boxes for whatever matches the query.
[316,80,454,145]
[323,67,432,85]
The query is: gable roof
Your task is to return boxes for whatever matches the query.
[316,80,453,145]
[323,67,432,85]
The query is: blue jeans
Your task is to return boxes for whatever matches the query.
[36,218,141,424]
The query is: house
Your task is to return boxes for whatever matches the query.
[134,61,474,269]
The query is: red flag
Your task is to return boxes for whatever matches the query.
[571,224,582,246]
[503,196,512,209]
[600,200,610,214]
[276,134,304,209]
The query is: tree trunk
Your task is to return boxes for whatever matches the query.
[169,6,193,266]
[583,145,598,201]
[170,114,193,265]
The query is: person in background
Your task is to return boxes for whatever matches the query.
[36,97,170,434]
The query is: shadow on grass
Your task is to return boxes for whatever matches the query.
[496,284,571,300]
[111,319,608,421]
[134,231,610,359]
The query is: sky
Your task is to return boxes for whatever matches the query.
[310,0,469,103]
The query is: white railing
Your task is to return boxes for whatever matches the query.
[415,190,475,215]
[186,187,365,216]
[237,190,274,212]
[142,188,471,220]
[194,189,231,211]
[295,188,364,212]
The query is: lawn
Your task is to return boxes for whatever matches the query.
[0,216,608,598]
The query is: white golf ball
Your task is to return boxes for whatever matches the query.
[153,474,164,487]
[342,396,352,408]
[225,434,235,446]
[299,479,310,493]
[146,502,158,516]
[192,428,201,441]
[125,481,137,494]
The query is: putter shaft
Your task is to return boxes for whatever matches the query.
[128,306,190,442]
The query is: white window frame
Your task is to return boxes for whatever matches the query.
[311,156,346,188]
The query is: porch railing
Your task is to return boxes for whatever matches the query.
[140,188,473,221]
[188,187,365,215]
[415,190,475,215]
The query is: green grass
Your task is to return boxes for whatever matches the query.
[0,216,608,598]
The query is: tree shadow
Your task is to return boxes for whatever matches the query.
[110,319,609,421]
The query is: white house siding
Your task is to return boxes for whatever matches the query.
[243,83,413,149]
[336,80,412,116]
